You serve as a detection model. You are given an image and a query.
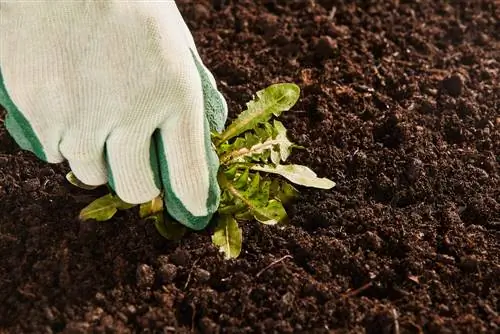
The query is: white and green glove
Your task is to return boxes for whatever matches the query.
[0,1,228,230]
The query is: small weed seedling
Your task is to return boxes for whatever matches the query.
[67,83,335,259]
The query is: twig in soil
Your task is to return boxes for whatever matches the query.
[256,255,292,278]
[255,47,271,55]
[392,308,400,334]
[184,258,200,290]
[190,302,196,331]
[17,288,37,299]
[0,233,17,241]
[328,6,337,20]
[341,281,373,298]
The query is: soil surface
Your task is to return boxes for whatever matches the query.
[1,0,499,333]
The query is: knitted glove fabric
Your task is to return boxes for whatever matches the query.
[0,1,228,230]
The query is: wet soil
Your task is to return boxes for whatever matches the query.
[0,0,499,333]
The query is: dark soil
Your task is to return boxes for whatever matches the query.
[1,0,499,333]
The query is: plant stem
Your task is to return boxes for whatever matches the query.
[218,171,255,211]
[219,139,279,165]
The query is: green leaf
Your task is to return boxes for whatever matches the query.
[234,169,249,189]
[245,172,261,198]
[211,214,242,259]
[79,194,120,221]
[219,172,287,225]
[220,120,295,166]
[114,199,136,210]
[66,171,99,190]
[252,179,271,206]
[223,165,239,179]
[250,164,336,189]
[151,213,186,241]
[215,83,300,145]
[275,182,300,205]
[271,121,293,164]
[218,201,247,215]
[234,210,253,221]
[252,199,287,225]
[139,196,163,218]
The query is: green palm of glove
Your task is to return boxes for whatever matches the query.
[0,2,227,231]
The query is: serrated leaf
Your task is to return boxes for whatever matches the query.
[234,169,249,189]
[252,199,287,225]
[252,179,271,206]
[151,213,186,241]
[66,171,99,190]
[79,194,120,221]
[222,120,295,165]
[223,165,239,179]
[215,83,300,145]
[251,164,336,189]
[244,131,259,147]
[139,196,163,218]
[245,172,261,198]
[212,215,242,259]
[273,120,293,163]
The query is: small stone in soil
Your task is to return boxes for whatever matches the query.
[23,178,41,192]
[195,268,211,283]
[364,231,383,250]
[193,4,211,21]
[158,263,178,283]
[199,317,219,334]
[136,264,155,288]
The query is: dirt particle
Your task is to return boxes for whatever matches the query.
[437,254,456,265]
[63,322,90,334]
[193,3,211,21]
[441,74,465,97]
[441,205,463,227]
[95,292,106,302]
[459,256,479,272]
[281,291,295,306]
[116,312,128,323]
[199,317,220,334]
[258,13,279,39]
[195,268,211,283]
[364,231,383,250]
[100,314,114,327]
[136,264,155,288]
[23,178,41,192]
[315,36,338,59]
[327,24,351,38]
[405,158,424,183]
[158,263,178,284]
[44,307,55,322]
[125,305,136,315]
[170,249,191,266]
[85,307,104,322]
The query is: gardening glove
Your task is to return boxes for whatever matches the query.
[0,1,228,230]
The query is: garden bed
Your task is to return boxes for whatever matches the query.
[0,0,498,332]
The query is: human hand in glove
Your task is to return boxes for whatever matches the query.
[0,1,227,230]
